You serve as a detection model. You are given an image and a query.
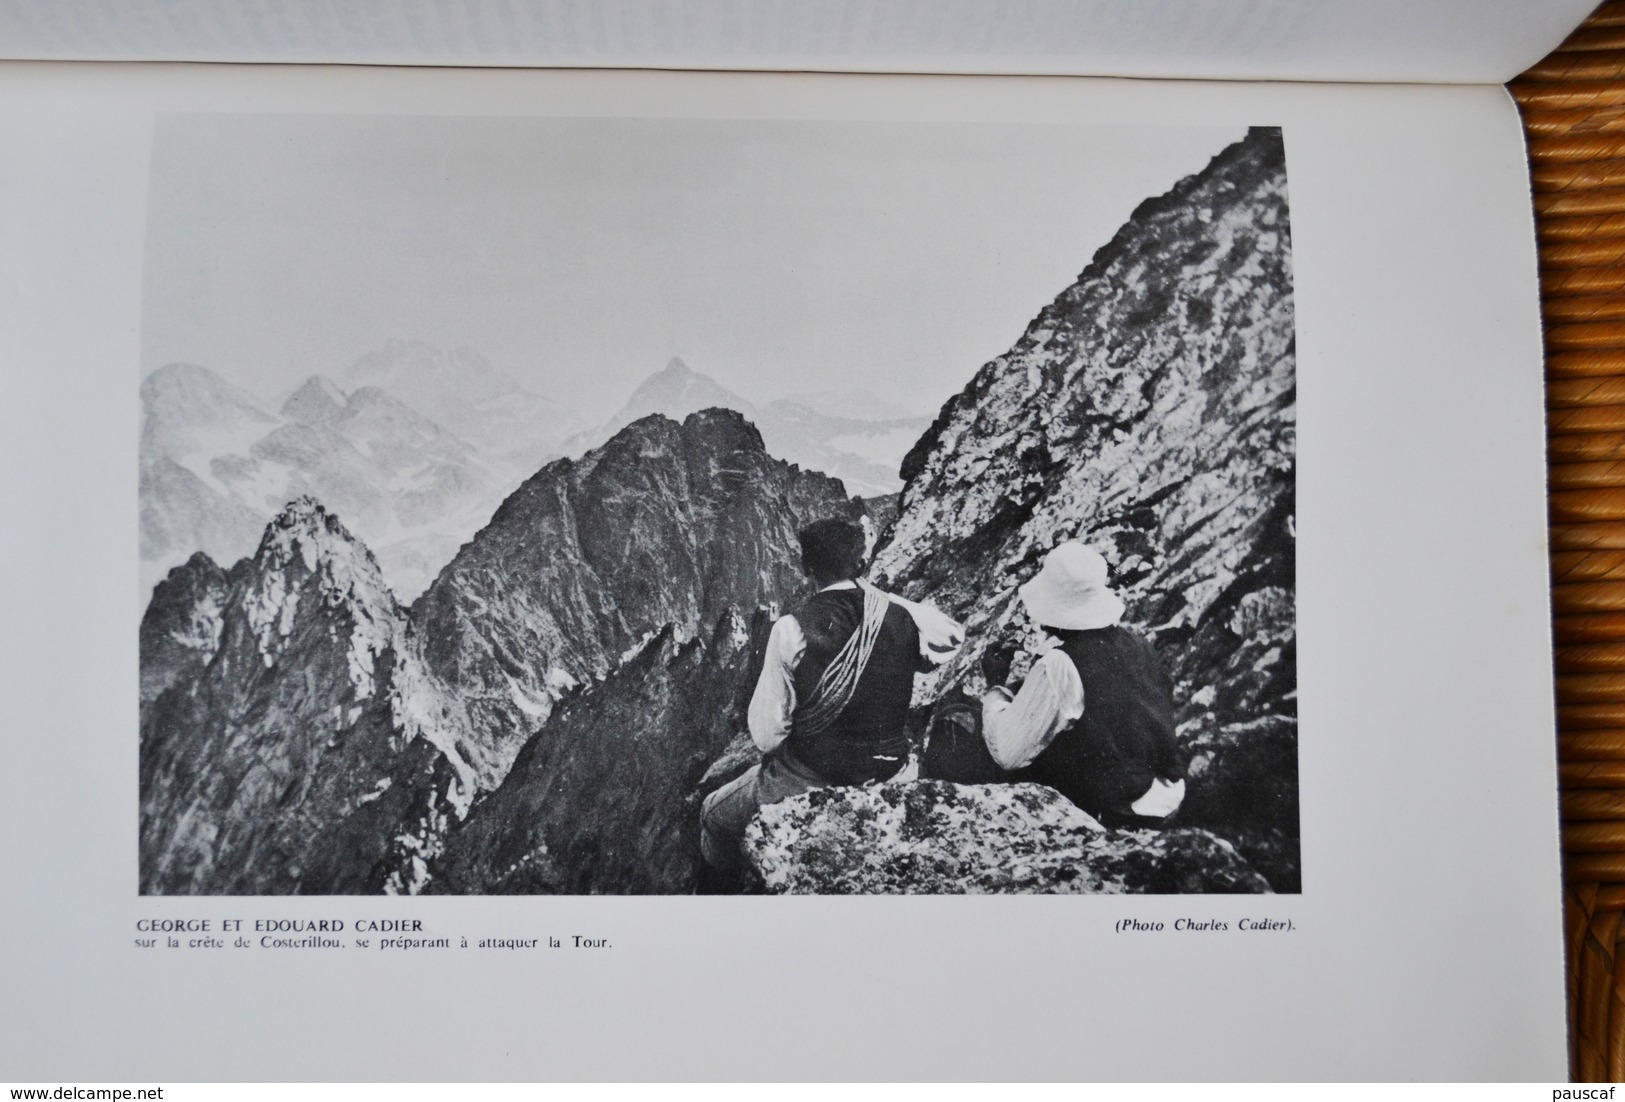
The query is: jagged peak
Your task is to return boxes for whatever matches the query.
[280,374,348,423]
[270,493,337,530]
[624,357,752,411]
[231,495,484,813]
[683,405,751,430]
[178,548,224,576]
[609,411,682,442]
[255,497,381,582]
[143,551,229,647]
[682,406,767,453]
[244,497,401,689]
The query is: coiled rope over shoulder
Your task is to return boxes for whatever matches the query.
[792,581,890,738]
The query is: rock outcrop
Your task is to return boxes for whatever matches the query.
[412,407,864,778]
[139,499,481,894]
[139,551,233,707]
[869,127,1298,889]
[743,781,1271,894]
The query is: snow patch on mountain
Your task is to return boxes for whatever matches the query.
[248,498,487,808]
[141,348,570,601]
[169,589,224,656]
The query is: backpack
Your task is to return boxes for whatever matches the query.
[920,695,1008,786]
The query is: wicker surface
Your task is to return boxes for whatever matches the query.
[1513,0,1625,1082]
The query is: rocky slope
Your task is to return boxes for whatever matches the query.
[412,407,863,779]
[139,499,482,894]
[743,781,1271,894]
[141,408,867,894]
[431,609,768,894]
[137,127,1298,897]
[139,551,233,707]
[869,127,1298,889]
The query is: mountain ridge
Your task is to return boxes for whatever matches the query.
[412,405,866,774]
[141,406,870,893]
[873,126,1298,888]
[138,127,1299,895]
[565,357,931,496]
[139,347,559,601]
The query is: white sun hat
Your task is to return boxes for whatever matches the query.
[1017,542,1126,630]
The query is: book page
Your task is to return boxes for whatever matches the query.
[0,0,1599,85]
[0,61,1563,1080]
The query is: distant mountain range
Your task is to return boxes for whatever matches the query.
[140,344,567,602]
[142,349,930,602]
[344,339,580,478]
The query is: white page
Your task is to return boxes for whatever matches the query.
[0,0,1599,85]
[0,62,1562,1080]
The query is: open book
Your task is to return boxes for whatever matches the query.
[0,1,1584,1082]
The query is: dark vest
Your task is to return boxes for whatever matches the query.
[781,587,919,785]
[1016,625,1184,821]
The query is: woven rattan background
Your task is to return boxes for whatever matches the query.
[1512,0,1625,1081]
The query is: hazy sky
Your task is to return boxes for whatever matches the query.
[142,115,1247,423]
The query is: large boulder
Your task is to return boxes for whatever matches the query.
[742,779,1271,894]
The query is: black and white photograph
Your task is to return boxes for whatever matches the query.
[136,115,1297,897]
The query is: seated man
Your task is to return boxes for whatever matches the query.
[699,517,962,873]
[980,541,1186,827]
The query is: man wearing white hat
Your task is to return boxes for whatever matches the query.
[980,541,1186,826]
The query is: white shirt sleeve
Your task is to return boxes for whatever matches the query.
[747,614,806,753]
[882,589,965,667]
[979,649,1085,770]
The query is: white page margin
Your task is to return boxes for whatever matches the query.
[0,63,1564,1081]
[0,1,1601,85]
